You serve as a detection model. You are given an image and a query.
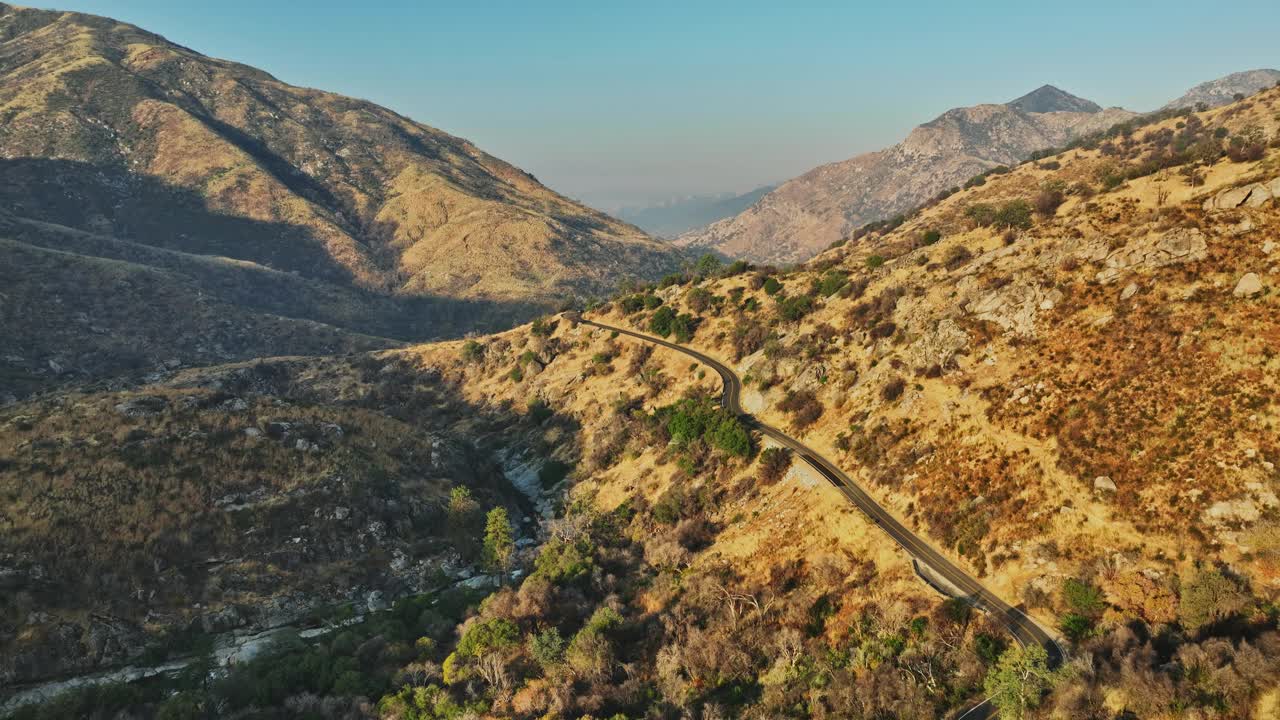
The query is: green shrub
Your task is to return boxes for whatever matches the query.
[965,203,997,226]
[816,269,848,297]
[649,306,677,336]
[686,287,713,312]
[865,255,886,269]
[993,200,1033,229]
[619,295,646,314]
[758,447,792,484]
[763,277,783,295]
[777,294,814,322]
[921,229,941,246]
[530,317,553,337]
[460,340,485,363]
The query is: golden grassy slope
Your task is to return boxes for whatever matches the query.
[0,3,682,305]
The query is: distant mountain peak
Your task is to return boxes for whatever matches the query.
[1007,85,1103,114]
[1162,68,1280,110]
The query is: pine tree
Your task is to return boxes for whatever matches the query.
[483,506,515,574]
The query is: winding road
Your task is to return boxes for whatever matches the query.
[576,316,1063,720]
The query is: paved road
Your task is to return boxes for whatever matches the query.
[577,316,1063,719]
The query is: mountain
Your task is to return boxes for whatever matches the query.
[676,86,1134,264]
[0,3,683,387]
[1007,83,1103,113]
[7,87,1280,719]
[1161,68,1280,110]
[615,185,776,238]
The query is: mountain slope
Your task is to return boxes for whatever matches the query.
[1161,68,1280,110]
[676,86,1134,264]
[0,3,682,306]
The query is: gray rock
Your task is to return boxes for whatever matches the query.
[1233,272,1264,298]
[114,396,167,417]
[1093,476,1117,492]
[1120,283,1139,300]
[365,590,388,613]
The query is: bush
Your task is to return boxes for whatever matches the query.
[763,277,783,295]
[1179,567,1251,631]
[943,245,973,271]
[686,287,713,312]
[776,295,814,322]
[460,340,485,363]
[965,203,997,227]
[530,317,554,337]
[816,269,848,297]
[757,447,792,484]
[993,200,1033,229]
[865,255,886,269]
[649,306,677,337]
[1062,578,1105,617]
[778,390,823,430]
[619,295,646,314]
[921,229,941,246]
[1033,189,1064,216]
[880,377,906,402]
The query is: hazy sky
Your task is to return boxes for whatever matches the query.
[51,1,1280,210]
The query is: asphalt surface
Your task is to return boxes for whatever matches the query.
[578,316,1063,719]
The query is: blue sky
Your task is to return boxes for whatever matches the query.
[50,1,1280,209]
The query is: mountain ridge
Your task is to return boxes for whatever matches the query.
[0,3,683,304]
[675,87,1135,264]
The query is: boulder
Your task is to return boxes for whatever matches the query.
[1094,476,1118,493]
[1233,272,1264,298]
[1120,283,1139,300]
[1244,184,1274,207]
[1095,228,1207,283]
[1204,182,1273,210]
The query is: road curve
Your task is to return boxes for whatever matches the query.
[576,316,1063,719]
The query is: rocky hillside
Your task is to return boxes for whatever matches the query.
[0,3,683,364]
[0,349,547,696]
[591,86,1280,716]
[675,85,1135,264]
[1162,68,1280,110]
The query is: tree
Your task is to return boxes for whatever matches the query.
[994,200,1033,229]
[650,306,677,337]
[686,287,713,312]
[529,628,565,671]
[983,644,1052,720]
[758,447,792,484]
[1179,566,1251,631]
[447,487,482,557]
[694,253,723,279]
[483,507,515,574]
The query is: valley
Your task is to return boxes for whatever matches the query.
[3,3,1280,719]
